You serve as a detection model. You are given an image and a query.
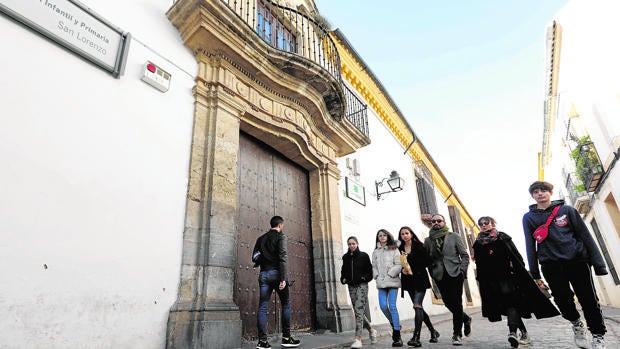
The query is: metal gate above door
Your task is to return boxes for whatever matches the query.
[235,132,315,339]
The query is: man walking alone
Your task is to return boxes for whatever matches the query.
[253,216,301,349]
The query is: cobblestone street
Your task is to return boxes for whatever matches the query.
[353,306,620,349]
[243,306,620,349]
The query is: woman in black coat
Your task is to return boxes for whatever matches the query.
[341,236,378,348]
[398,226,440,347]
[473,216,560,348]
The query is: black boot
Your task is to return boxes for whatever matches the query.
[422,309,440,343]
[407,330,421,347]
[429,327,440,343]
[392,329,403,347]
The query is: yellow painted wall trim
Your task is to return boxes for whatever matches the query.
[332,33,477,228]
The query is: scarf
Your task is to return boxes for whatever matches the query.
[476,228,498,245]
[429,226,449,256]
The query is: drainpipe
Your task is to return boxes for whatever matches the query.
[403,133,417,155]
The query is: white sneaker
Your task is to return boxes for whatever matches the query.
[369,329,378,344]
[351,338,363,348]
[592,334,606,349]
[518,331,531,346]
[572,321,588,349]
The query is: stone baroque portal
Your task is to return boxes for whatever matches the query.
[165,0,369,348]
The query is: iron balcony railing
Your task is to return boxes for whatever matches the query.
[175,0,369,136]
[573,140,604,192]
[221,0,341,81]
[564,172,588,206]
[342,84,369,137]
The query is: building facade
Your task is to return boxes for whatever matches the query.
[0,0,479,348]
[541,0,620,306]
[332,29,481,324]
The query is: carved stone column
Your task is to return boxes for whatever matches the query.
[310,163,355,332]
[166,57,244,349]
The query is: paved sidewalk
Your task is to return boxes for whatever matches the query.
[242,306,620,349]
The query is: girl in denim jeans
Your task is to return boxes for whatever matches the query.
[373,229,403,347]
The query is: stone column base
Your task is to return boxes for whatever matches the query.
[316,304,356,333]
[166,303,242,349]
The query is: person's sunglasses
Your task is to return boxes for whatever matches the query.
[377,234,387,238]
[479,221,491,226]
[431,219,443,223]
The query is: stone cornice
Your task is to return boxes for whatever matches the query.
[193,53,337,168]
[168,0,369,156]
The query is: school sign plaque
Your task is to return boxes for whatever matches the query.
[0,0,130,77]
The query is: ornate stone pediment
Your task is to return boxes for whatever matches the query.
[168,0,369,158]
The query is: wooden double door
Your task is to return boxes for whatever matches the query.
[235,132,316,339]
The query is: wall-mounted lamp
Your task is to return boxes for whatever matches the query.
[375,170,405,200]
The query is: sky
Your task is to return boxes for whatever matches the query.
[314,0,570,249]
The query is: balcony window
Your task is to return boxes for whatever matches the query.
[257,1,296,53]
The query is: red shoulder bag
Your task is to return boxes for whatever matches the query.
[532,205,561,243]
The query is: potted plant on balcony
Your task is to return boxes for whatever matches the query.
[570,135,604,192]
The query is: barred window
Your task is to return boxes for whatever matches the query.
[415,161,437,215]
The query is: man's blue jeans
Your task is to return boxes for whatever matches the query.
[257,269,291,340]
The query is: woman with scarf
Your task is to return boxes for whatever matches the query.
[340,236,378,348]
[398,226,440,347]
[373,229,403,347]
[473,216,560,348]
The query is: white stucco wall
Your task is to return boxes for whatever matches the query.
[337,90,479,326]
[0,1,196,348]
[544,0,620,306]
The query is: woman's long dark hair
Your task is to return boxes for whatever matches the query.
[397,226,423,248]
[375,229,398,249]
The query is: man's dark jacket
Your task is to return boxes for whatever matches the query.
[253,229,288,282]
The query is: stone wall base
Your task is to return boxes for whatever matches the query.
[166,306,242,349]
[316,305,356,333]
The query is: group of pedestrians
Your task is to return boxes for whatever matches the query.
[338,181,609,349]
[341,216,471,348]
[252,180,609,349]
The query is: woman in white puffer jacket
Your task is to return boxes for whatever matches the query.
[372,229,403,347]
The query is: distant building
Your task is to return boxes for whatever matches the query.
[0,0,478,348]
[541,0,620,306]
